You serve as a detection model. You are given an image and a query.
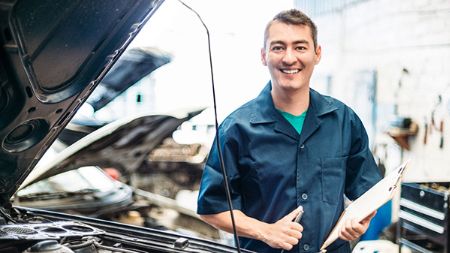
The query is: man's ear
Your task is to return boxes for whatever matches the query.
[260,48,267,66]
[314,45,322,65]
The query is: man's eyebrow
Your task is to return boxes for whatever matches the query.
[293,40,310,45]
[269,40,286,46]
[269,40,310,46]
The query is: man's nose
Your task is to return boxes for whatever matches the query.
[282,49,297,65]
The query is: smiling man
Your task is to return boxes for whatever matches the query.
[197,9,381,253]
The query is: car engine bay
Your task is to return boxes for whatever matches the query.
[0,206,239,253]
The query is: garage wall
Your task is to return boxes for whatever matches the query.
[295,0,450,182]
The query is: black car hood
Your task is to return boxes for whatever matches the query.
[0,0,165,207]
[20,109,203,189]
[86,47,171,112]
[55,47,171,147]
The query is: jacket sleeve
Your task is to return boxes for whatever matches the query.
[344,111,382,201]
[197,120,243,215]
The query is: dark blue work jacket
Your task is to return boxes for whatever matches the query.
[197,83,381,253]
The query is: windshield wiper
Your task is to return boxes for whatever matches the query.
[18,188,99,201]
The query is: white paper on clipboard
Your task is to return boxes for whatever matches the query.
[320,161,409,251]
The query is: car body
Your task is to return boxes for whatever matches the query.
[14,110,216,240]
[0,0,251,252]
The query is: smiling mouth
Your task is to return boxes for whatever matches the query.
[280,69,301,74]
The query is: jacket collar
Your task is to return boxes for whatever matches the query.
[249,82,338,124]
[249,82,338,143]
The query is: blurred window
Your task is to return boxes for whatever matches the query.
[294,0,368,16]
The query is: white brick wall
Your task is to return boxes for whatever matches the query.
[300,0,450,182]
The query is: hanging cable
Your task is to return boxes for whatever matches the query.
[176,1,242,252]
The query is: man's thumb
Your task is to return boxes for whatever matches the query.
[361,210,377,224]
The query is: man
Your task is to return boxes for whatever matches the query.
[197,9,382,253]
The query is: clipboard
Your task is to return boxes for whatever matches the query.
[320,161,409,251]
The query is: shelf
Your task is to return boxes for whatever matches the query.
[387,122,418,150]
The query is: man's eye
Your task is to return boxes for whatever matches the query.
[296,46,307,51]
[271,46,284,52]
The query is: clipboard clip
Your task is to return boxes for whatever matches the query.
[390,160,409,192]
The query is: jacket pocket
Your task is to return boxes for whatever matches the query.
[321,157,346,204]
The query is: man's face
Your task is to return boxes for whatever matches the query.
[261,21,321,92]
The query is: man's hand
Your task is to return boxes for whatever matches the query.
[338,211,376,241]
[260,207,304,251]
[200,208,303,251]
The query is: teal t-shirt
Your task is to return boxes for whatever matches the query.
[278,110,307,134]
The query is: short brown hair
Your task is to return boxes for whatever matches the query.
[264,9,318,49]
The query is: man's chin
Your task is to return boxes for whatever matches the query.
[277,82,308,91]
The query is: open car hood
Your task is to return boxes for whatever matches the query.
[86,47,171,112]
[20,109,204,189]
[0,0,165,207]
[57,47,171,147]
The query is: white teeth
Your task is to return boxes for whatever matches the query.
[281,69,300,74]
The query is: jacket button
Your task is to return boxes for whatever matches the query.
[303,244,310,251]
[300,144,305,150]
[301,193,308,200]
